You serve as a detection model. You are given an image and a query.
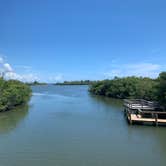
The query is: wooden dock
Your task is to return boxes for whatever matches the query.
[124,99,166,126]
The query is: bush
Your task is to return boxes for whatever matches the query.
[0,78,32,112]
[89,76,157,101]
[156,72,166,107]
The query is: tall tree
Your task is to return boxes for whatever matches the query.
[157,72,166,107]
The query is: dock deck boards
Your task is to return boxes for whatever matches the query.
[130,114,166,123]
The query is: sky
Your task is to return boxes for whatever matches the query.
[0,0,166,82]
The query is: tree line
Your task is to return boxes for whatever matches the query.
[26,81,47,86]
[89,72,166,108]
[56,80,94,85]
[0,78,32,112]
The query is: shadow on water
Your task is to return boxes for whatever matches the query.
[0,105,29,134]
[89,94,123,109]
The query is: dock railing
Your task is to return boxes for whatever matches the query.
[124,99,159,110]
[124,99,166,125]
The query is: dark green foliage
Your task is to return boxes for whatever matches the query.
[56,80,95,85]
[89,76,158,101]
[0,78,32,112]
[26,81,47,86]
[156,72,166,107]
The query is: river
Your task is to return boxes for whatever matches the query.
[0,85,165,166]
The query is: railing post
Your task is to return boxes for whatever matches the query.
[155,114,158,126]
[129,111,132,125]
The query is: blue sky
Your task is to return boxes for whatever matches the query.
[0,0,166,82]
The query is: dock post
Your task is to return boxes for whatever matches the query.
[155,114,158,126]
[129,111,133,125]
[152,113,155,126]
[124,108,126,117]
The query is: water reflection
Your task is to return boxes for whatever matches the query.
[0,105,29,134]
[90,94,123,108]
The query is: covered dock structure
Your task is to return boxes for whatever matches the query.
[124,99,166,126]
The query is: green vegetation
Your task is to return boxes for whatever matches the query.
[156,72,166,108]
[0,78,32,112]
[89,72,166,107]
[27,81,47,86]
[56,80,95,85]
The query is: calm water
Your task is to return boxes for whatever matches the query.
[0,85,166,166]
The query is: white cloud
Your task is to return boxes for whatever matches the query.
[0,57,39,82]
[4,72,22,80]
[19,74,39,82]
[4,71,40,82]
[15,65,32,70]
[0,57,4,64]
[104,63,163,78]
[48,74,63,82]
[0,56,65,83]
[3,63,13,72]
[4,71,39,83]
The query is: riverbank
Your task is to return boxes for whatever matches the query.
[89,72,166,108]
